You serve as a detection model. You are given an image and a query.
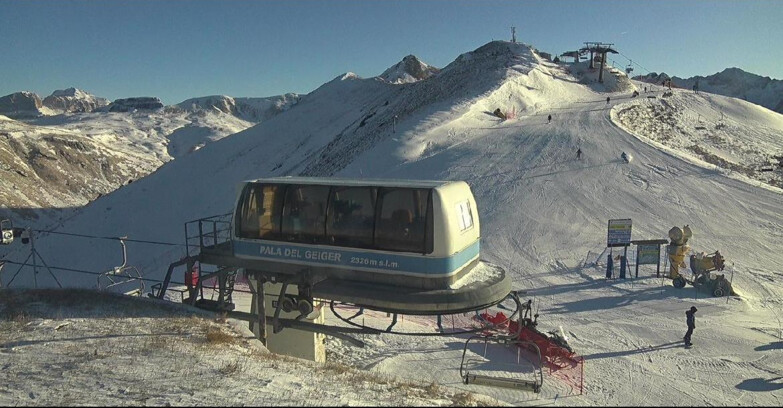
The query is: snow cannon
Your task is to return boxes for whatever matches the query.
[666,225,692,282]
[689,250,732,297]
[690,250,724,274]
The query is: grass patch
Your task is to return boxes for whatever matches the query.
[205,327,236,345]
[451,392,477,406]
[423,381,441,397]
[217,360,245,375]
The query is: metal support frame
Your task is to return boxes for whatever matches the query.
[5,229,62,288]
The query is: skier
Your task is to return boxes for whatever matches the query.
[684,306,697,347]
[606,96,610,104]
[548,114,552,124]
[621,151,632,163]
[577,148,582,160]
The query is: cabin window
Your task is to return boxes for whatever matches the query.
[237,184,263,239]
[237,183,284,239]
[281,185,330,244]
[327,186,377,247]
[456,200,474,232]
[376,188,430,253]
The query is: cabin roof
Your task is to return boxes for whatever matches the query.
[245,176,456,189]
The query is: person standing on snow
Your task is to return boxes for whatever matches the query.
[577,148,582,160]
[548,114,552,124]
[606,96,610,104]
[684,306,697,347]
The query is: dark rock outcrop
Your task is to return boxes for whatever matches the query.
[106,97,164,112]
[0,91,43,116]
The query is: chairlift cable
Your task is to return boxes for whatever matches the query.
[30,229,188,247]
[616,51,654,76]
[0,259,256,295]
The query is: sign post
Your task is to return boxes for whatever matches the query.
[631,239,668,278]
[607,219,632,279]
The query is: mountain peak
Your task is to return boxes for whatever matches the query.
[43,88,109,113]
[379,54,439,84]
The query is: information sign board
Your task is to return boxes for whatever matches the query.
[607,219,632,247]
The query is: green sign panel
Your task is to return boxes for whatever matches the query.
[637,244,660,265]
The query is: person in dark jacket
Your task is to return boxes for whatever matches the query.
[684,306,697,347]
[548,114,552,124]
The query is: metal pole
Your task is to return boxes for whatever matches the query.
[622,245,628,279]
[727,268,734,305]
[30,230,38,288]
[5,251,34,287]
[635,245,640,278]
[256,276,267,346]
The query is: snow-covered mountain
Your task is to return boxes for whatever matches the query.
[635,67,783,113]
[42,88,109,113]
[379,55,440,84]
[2,40,783,406]
[0,108,258,224]
[0,114,165,220]
[175,93,301,122]
[0,88,302,223]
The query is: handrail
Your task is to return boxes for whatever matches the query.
[184,214,233,258]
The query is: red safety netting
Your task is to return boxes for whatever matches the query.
[481,312,584,395]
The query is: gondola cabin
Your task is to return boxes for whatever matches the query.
[231,177,481,290]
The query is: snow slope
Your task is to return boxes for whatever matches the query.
[613,84,783,190]
[636,68,783,114]
[2,40,783,406]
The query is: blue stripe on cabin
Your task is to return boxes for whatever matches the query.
[232,239,480,276]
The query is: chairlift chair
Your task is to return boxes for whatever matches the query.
[97,237,145,296]
[460,334,544,392]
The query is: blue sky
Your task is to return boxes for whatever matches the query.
[2,0,781,105]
